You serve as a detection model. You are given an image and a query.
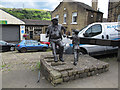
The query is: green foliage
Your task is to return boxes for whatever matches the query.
[1,8,51,20]
[36,61,40,70]
[0,64,6,68]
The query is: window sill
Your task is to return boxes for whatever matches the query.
[71,22,77,25]
[62,23,67,24]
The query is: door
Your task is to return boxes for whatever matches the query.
[25,40,40,50]
[104,24,119,53]
[32,41,41,50]
[83,24,106,55]
[1,25,20,42]
[25,40,34,50]
[30,31,33,39]
[0,41,10,51]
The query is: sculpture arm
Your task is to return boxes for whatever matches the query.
[46,27,50,38]
[61,26,66,34]
[61,26,66,37]
[67,36,73,40]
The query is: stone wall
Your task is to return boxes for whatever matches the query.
[52,2,103,34]
[108,1,120,22]
[40,54,109,86]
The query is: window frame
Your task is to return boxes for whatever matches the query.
[63,13,67,24]
[56,15,59,21]
[71,12,77,24]
[85,24,102,37]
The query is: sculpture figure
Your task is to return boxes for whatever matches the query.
[46,18,66,62]
[67,30,80,65]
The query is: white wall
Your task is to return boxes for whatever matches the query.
[0,9,25,25]
[20,25,25,40]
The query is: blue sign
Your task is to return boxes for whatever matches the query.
[21,30,24,34]
[21,26,25,29]
[107,25,120,29]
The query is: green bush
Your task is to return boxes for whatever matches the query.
[1,8,51,20]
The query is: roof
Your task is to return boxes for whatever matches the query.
[75,2,95,11]
[0,9,25,25]
[22,19,51,25]
[52,1,103,13]
[76,2,103,13]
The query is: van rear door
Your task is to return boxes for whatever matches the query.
[104,23,119,53]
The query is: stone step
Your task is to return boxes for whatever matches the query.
[51,62,66,66]
[53,65,73,72]
[40,55,109,86]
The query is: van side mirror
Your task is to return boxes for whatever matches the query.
[83,33,89,37]
[5,43,8,45]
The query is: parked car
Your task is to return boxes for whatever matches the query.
[0,40,16,52]
[65,22,119,56]
[16,40,48,53]
[40,41,50,46]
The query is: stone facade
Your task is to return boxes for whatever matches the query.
[108,1,120,22]
[52,1,103,34]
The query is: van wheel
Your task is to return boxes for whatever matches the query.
[20,48,27,53]
[79,49,87,55]
[42,48,47,52]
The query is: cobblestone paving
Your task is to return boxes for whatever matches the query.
[1,51,118,88]
[1,51,52,72]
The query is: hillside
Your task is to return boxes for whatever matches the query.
[1,8,51,20]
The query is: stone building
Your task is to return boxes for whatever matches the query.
[108,1,120,22]
[22,19,51,40]
[52,0,103,34]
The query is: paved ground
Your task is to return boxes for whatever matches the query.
[1,51,118,88]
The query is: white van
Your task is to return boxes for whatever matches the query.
[66,22,120,56]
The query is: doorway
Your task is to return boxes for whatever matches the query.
[30,31,33,39]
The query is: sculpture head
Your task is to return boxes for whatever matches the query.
[51,18,58,25]
[72,29,79,35]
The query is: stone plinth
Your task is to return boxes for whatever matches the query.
[40,55,109,86]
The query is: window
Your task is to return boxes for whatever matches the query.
[56,15,59,21]
[118,15,120,22]
[64,8,66,10]
[25,28,29,34]
[32,41,38,45]
[25,40,38,45]
[25,41,32,45]
[63,13,67,24]
[84,24,102,37]
[72,12,77,24]
[34,29,42,35]
[0,41,7,45]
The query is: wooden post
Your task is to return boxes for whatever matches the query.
[117,43,120,62]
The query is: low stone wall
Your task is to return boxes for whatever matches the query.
[40,55,109,86]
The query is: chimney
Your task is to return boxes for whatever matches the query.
[92,0,98,11]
